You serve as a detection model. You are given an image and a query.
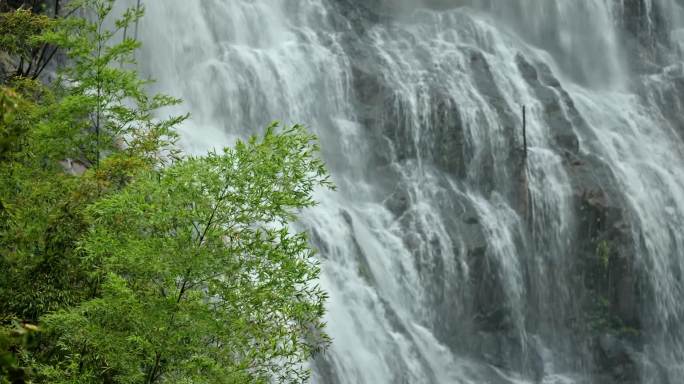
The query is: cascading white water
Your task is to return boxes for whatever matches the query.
[129,1,684,382]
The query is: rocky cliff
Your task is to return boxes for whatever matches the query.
[136,1,684,382]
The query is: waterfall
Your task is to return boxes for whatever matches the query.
[130,1,684,382]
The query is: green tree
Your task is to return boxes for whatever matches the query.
[1,1,332,383]
[0,321,39,384]
[0,0,184,322]
[39,0,184,168]
[0,5,60,80]
[0,85,22,160]
[37,124,332,383]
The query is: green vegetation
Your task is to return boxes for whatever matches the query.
[584,239,639,337]
[0,1,331,383]
[596,240,610,271]
[0,7,56,79]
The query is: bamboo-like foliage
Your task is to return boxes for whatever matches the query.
[41,124,332,383]
[0,1,332,383]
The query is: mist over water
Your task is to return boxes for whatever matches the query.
[131,1,684,382]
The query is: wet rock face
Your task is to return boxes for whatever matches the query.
[594,333,640,384]
[568,156,644,383]
[0,52,14,80]
[617,0,675,72]
[514,52,646,382]
[643,66,684,140]
[326,1,680,382]
[515,55,581,156]
[428,91,467,178]
[616,0,682,74]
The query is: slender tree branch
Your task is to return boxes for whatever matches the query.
[32,45,58,79]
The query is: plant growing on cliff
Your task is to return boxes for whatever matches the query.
[596,240,611,271]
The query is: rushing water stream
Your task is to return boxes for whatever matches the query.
[129,1,684,382]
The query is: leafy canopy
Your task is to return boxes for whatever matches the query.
[40,124,332,383]
[0,1,332,383]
